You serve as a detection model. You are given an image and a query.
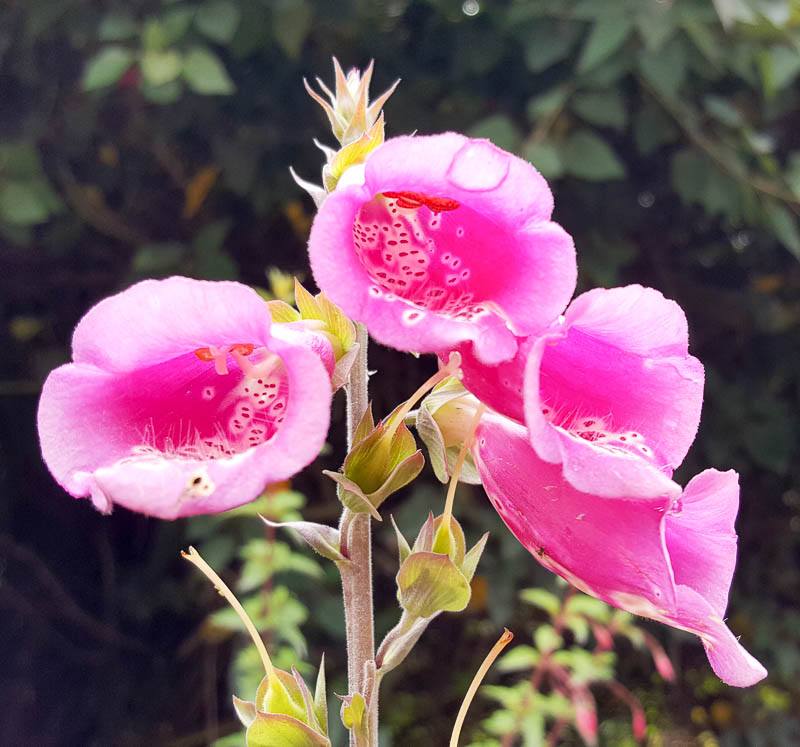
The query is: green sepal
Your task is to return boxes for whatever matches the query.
[431,514,466,565]
[461,532,489,583]
[246,713,331,747]
[390,515,412,566]
[313,655,328,736]
[325,404,425,517]
[416,378,482,484]
[294,279,355,358]
[375,611,431,675]
[233,695,257,727]
[255,668,308,724]
[396,551,471,619]
[267,299,301,323]
[261,516,347,564]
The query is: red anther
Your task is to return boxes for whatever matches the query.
[194,347,215,362]
[194,343,254,362]
[230,343,255,356]
[382,191,460,213]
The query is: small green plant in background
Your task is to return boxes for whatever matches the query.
[474,585,676,746]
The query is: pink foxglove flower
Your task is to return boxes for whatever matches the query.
[459,285,704,499]
[308,132,576,364]
[38,277,333,519]
[473,414,767,687]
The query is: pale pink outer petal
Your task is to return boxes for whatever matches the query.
[72,277,273,371]
[473,415,766,687]
[474,415,678,610]
[564,285,690,356]
[365,133,554,224]
[665,469,739,617]
[308,133,576,362]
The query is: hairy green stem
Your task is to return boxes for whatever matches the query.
[340,323,377,746]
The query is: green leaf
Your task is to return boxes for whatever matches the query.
[0,181,51,225]
[633,103,679,155]
[533,624,563,654]
[571,89,627,130]
[196,0,241,44]
[526,87,570,122]
[519,587,560,616]
[98,12,139,41]
[565,594,612,622]
[82,46,134,91]
[764,200,800,260]
[562,130,625,180]
[524,20,581,73]
[523,141,564,179]
[636,4,676,50]
[757,45,800,99]
[469,114,521,152]
[141,79,183,105]
[0,142,43,179]
[132,242,185,274]
[183,46,235,95]
[497,645,541,673]
[141,49,183,86]
[639,38,688,98]
[162,7,196,43]
[273,0,313,60]
[577,16,633,73]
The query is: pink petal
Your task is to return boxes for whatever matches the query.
[38,278,332,518]
[665,469,739,618]
[308,133,576,362]
[473,415,678,611]
[72,276,273,372]
[473,415,766,687]
[523,286,704,499]
[672,585,766,687]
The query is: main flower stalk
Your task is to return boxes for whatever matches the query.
[340,322,378,745]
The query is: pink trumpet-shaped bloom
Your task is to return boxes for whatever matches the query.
[308,133,576,364]
[459,285,704,499]
[38,277,333,519]
[473,414,767,687]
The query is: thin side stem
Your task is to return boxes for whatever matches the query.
[450,628,514,747]
[340,323,377,746]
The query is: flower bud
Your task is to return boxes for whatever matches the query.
[394,513,488,619]
[324,404,424,520]
[236,661,330,747]
[416,379,482,485]
[294,59,399,201]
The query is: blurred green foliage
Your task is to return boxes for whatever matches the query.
[2,0,800,745]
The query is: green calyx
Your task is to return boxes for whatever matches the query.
[324,403,424,520]
[415,378,482,485]
[236,658,330,747]
[394,513,488,620]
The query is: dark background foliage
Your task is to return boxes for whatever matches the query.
[1,0,799,744]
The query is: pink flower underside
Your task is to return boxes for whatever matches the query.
[308,132,576,364]
[473,415,766,687]
[38,277,332,519]
[458,285,704,500]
